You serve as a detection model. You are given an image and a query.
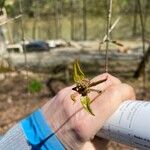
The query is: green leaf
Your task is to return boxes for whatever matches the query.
[73,60,85,83]
[80,96,95,116]
[28,79,42,93]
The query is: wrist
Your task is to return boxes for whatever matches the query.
[41,98,84,150]
[20,108,65,149]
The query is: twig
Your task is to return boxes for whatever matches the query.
[19,0,29,92]
[98,17,121,53]
[101,16,121,44]
[105,0,113,72]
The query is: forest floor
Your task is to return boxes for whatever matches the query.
[0,40,150,149]
[0,70,149,150]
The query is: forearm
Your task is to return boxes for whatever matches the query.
[0,124,31,150]
[0,109,65,150]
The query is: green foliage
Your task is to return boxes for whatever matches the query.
[72,60,107,115]
[73,60,85,82]
[81,96,95,116]
[28,79,42,93]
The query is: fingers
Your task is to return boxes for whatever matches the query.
[51,73,135,147]
[118,83,136,100]
[78,83,136,139]
[92,84,135,119]
[56,73,124,117]
[90,73,121,92]
[91,73,121,84]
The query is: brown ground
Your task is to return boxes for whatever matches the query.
[0,69,149,149]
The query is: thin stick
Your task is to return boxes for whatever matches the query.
[105,0,113,72]
[137,0,146,97]
[102,17,120,43]
[98,17,121,52]
[89,78,107,87]
[19,0,29,92]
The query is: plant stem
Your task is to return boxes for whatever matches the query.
[105,0,112,72]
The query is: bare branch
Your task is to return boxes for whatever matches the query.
[101,16,121,44]
[98,16,121,53]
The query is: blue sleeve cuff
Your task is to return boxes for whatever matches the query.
[20,109,65,150]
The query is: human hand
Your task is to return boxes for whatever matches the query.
[42,73,135,150]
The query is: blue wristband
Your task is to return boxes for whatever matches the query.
[20,109,65,150]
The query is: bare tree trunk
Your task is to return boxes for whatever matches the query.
[59,0,62,39]
[70,0,75,40]
[137,0,146,54]
[132,0,138,36]
[32,18,37,39]
[54,0,61,39]
[144,0,150,34]
[32,0,39,40]
[83,0,87,40]
[134,46,150,78]
[54,0,57,39]
[137,0,146,97]
[48,15,52,39]
[7,24,13,44]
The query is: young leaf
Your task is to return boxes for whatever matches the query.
[73,60,85,83]
[80,96,95,116]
